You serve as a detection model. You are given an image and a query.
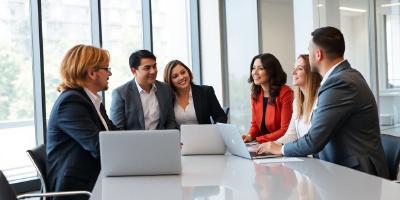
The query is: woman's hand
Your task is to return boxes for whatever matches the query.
[242,134,253,143]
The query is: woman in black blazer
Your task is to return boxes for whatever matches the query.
[163,60,227,126]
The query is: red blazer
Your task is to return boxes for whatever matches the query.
[248,85,293,143]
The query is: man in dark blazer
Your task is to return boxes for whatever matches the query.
[110,50,176,130]
[46,45,118,200]
[257,26,389,178]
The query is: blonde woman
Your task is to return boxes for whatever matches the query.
[259,54,322,153]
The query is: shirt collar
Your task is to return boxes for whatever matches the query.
[83,88,102,105]
[320,59,346,86]
[134,78,157,94]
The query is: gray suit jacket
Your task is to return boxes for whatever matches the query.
[110,79,176,130]
[284,60,389,178]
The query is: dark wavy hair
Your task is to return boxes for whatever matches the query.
[248,53,287,104]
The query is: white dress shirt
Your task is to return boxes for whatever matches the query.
[277,101,316,144]
[174,89,198,126]
[135,79,160,130]
[83,88,109,131]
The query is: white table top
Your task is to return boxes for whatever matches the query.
[90,155,400,200]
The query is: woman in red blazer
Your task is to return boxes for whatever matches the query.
[243,53,293,144]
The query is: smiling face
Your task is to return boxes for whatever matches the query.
[170,64,191,91]
[132,58,157,88]
[251,58,269,86]
[292,57,307,87]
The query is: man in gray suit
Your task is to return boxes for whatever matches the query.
[257,26,389,178]
[110,50,176,130]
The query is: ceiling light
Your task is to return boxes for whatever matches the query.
[381,3,400,7]
[339,6,367,13]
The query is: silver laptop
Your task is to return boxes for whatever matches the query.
[99,130,181,177]
[180,124,226,155]
[216,123,281,159]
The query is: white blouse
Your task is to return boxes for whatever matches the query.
[277,101,316,144]
[174,89,198,126]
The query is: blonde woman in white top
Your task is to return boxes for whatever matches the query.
[260,55,322,150]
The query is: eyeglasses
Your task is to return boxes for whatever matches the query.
[96,67,112,73]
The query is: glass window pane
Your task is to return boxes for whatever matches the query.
[338,0,370,84]
[376,0,400,129]
[152,0,191,80]
[101,0,143,111]
[385,15,400,88]
[42,0,92,116]
[0,0,36,180]
[225,0,259,133]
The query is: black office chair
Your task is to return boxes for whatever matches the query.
[380,134,400,181]
[26,144,92,200]
[26,144,47,194]
[223,107,230,115]
[0,170,91,200]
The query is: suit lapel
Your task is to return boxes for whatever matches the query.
[76,88,105,130]
[154,81,164,128]
[191,85,202,123]
[265,91,276,132]
[99,103,110,130]
[130,79,145,129]
[318,60,350,96]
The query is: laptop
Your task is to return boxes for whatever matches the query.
[180,124,226,155]
[99,130,181,177]
[216,123,281,159]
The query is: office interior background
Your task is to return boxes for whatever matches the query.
[0,0,399,192]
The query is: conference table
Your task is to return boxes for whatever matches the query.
[90,155,400,200]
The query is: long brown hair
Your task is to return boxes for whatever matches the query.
[163,60,193,92]
[248,53,287,104]
[58,44,110,92]
[294,54,322,123]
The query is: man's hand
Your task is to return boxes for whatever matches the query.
[256,142,283,155]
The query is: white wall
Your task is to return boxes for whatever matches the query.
[260,0,295,86]
[340,14,370,85]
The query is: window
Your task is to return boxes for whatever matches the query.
[377,2,400,127]
[0,0,36,180]
[152,0,191,81]
[101,0,143,111]
[385,15,400,89]
[42,0,92,116]
[225,0,259,133]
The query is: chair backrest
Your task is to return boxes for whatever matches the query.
[223,107,230,115]
[0,170,17,200]
[381,134,400,180]
[26,144,47,193]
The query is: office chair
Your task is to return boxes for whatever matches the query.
[223,107,230,115]
[0,170,91,200]
[26,144,92,199]
[380,134,400,181]
[26,144,47,194]
[210,106,230,124]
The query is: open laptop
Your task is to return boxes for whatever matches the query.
[216,123,281,159]
[180,124,226,155]
[99,130,181,177]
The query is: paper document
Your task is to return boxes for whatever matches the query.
[253,157,303,164]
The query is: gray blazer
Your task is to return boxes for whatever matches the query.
[110,79,176,130]
[284,60,389,178]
